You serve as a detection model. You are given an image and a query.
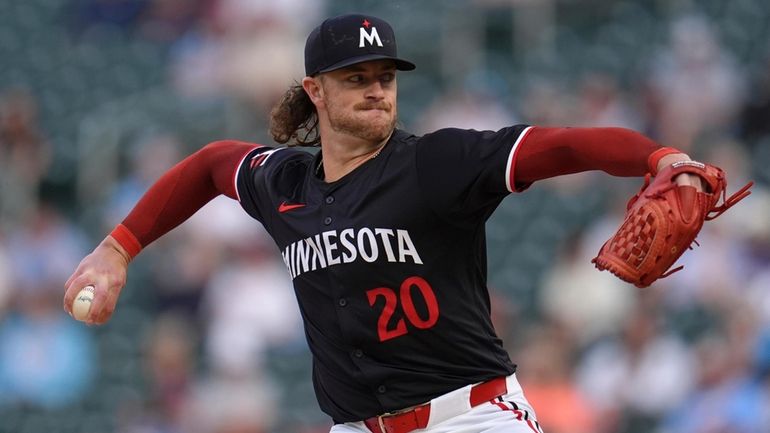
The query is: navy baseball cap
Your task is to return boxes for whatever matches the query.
[304,14,416,76]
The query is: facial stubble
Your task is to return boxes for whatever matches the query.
[322,90,397,143]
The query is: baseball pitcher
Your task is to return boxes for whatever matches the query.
[64,14,750,433]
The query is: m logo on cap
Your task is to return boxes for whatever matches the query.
[304,14,415,76]
[359,19,383,48]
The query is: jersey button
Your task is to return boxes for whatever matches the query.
[325,196,334,204]
[377,385,387,394]
[324,216,333,225]
[338,298,347,307]
[353,349,363,358]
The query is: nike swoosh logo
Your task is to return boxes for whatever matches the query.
[278,201,306,213]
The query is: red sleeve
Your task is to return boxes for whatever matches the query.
[512,126,681,186]
[111,140,260,258]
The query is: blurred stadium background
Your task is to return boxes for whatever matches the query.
[1,0,769,432]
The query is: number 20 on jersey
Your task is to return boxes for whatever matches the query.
[366,276,439,342]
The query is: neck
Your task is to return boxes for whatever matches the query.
[318,129,393,182]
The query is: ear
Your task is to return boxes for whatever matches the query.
[302,76,324,107]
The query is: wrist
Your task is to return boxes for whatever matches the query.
[109,224,142,261]
[101,236,133,266]
[648,147,685,175]
[655,152,691,175]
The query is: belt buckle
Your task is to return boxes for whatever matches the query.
[377,411,395,433]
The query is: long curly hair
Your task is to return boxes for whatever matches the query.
[269,83,320,147]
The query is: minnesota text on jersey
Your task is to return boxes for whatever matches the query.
[281,227,424,279]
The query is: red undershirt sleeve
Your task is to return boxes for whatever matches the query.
[512,126,681,186]
[109,140,260,259]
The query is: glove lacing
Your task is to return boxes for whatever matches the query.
[630,174,753,281]
[706,180,753,221]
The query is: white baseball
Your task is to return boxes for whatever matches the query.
[72,286,95,321]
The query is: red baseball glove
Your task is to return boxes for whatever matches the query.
[592,161,753,288]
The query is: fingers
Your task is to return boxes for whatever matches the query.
[63,275,92,316]
[92,300,116,324]
[87,284,112,325]
[674,173,705,192]
[64,238,129,325]
[692,176,705,192]
[63,273,122,325]
[90,281,122,325]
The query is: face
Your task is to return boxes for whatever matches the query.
[308,60,398,143]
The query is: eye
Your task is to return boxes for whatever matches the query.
[348,74,364,83]
[380,73,395,83]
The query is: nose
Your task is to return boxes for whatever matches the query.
[364,80,385,100]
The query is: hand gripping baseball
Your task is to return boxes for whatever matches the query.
[64,236,130,324]
[592,161,753,288]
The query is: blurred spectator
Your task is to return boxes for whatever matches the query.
[138,0,202,43]
[5,203,89,296]
[69,0,150,35]
[212,0,323,31]
[416,71,518,133]
[489,288,523,355]
[747,269,770,330]
[0,88,51,231]
[656,219,748,309]
[0,204,95,408]
[574,72,642,130]
[178,372,278,433]
[739,55,770,148]
[744,190,770,324]
[169,0,322,112]
[661,329,770,433]
[647,14,745,150]
[106,132,183,227]
[518,78,577,125]
[0,301,97,408]
[539,227,634,346]
[162,199,303,433]
[105,133,209,318]
[118,312,197,433]
[516,320,598,433]
[146,313,195,412]
[198,220,303,375]
[755,327,770,380]
[577,297,696,433]
[145,226,224,320]
[167,20,227,103]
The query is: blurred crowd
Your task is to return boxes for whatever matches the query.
[1,1,769,433]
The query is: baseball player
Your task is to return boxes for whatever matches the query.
[65,14,707,433]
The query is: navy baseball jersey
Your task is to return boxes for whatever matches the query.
[235,126,532,422]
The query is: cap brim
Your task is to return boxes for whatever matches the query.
[314,54,416,75]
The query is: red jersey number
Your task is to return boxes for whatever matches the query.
[366,276,440,342]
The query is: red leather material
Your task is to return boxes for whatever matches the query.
[593,161,753,287]
[364,377,508,433]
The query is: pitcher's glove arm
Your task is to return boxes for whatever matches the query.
[592,161,753,288]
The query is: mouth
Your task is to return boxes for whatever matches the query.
[356,104,391,112]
